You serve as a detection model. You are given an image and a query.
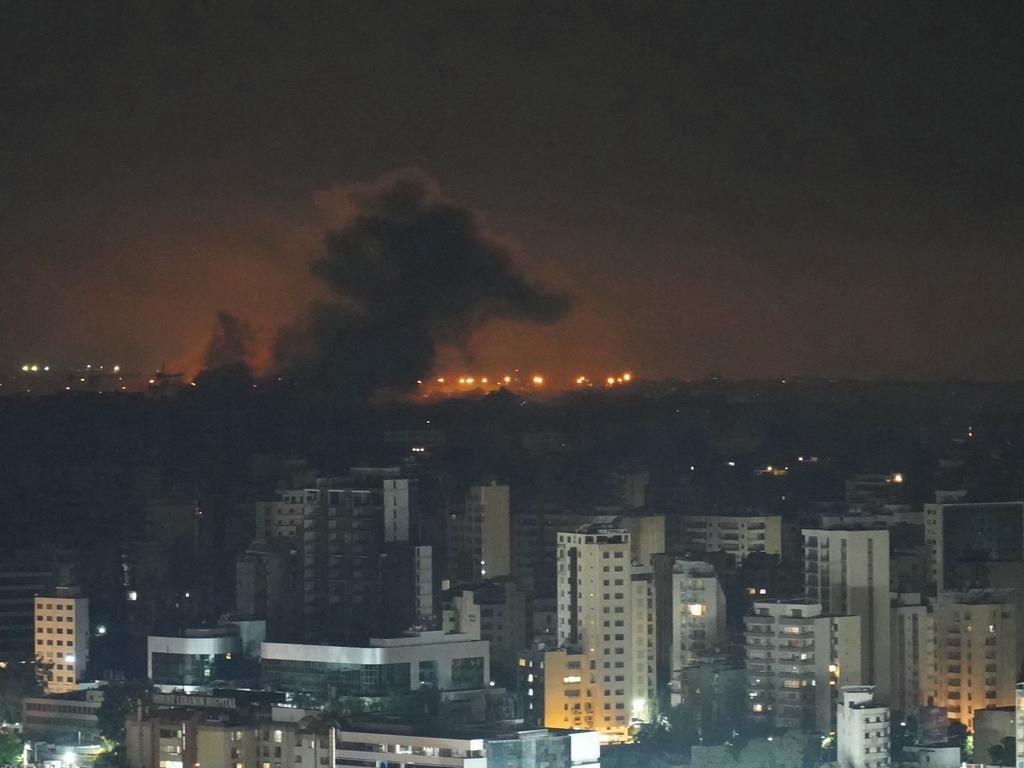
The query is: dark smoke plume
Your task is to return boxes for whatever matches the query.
[274,170,571,400]
[204,311,256,370]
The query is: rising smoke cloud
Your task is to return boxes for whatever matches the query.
[203,311,257,370]
[271,170,571,400]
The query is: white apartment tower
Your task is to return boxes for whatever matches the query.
[34,587,89,694]
[551,519,640,740]
[933,591,1017,729]
[804,527,891,701]
[670,560,726,672]
[837,686,891,768]
[745,599,862,733]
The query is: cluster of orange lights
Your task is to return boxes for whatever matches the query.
[426,371,634,390]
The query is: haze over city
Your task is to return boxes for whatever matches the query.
[4,4,1024,768]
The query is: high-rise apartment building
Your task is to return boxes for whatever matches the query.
[679,514,782,564]
[448,483,511,583]
[664,560,726,677]
[549,520,643,740]
[804,527,891,701]
[925,502,1024,592]
[837,686,891,768]
[0,554,63,663]
[890,595,936,715]
[255,490,305,542]
[745,599,862,733]
[631,566,657,722]
[932,591,1017,729]
[251,469,434,644]
[34,587,89,694]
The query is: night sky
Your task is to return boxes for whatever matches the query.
[2,2,1024,382]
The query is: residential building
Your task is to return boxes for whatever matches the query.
[631,566,657,722]
[515,648,547,727]
[804,527,891,700]
[618,513,665,567]
[924,502,1024,592]
[890,594,936,715]
[836,686,891,768]
[0,554,64,663]
[901,745,960,768]
[745,599,862,733]
[669,648,746,734]
[334,723,601,768]
[254,489,305,542]
[932,591,1017,728]
[235,537,301,642]
[448,482,511,582]
[513,508,594,596]
[383,478,421,543]
[34,587,89,693]
[444,579,527,687]
[846,473,907,515]
[550,520,639,740]
[669,559,725,671]
[127,701,602,768]
[21,689,103,744]
[679,514,782,564]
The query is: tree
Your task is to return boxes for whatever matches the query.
[0,730,22,768]
[0,658,49,723]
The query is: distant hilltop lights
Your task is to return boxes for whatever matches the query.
[423,370,636,392]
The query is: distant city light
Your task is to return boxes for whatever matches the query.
[96,625,107,636]
[532,375,544,385]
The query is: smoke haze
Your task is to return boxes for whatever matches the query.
[270,171,571,400]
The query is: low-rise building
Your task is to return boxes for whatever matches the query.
[836,686,890,768]
[22,689,103,744]
[148,622,266,691]
[260,629,490,703]
[126,701,602,768]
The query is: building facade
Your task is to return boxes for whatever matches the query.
[925,502,1024,592]
[679,514,782,564]
[448,483,511,582]
[836,686,891,768]
[34,587,89,693]
[551,522,639,740]
[932,591,1017,728]
[745,599,862,733]
[890,595,936,715]
[804,527,891,701]
[260,629,490,703]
